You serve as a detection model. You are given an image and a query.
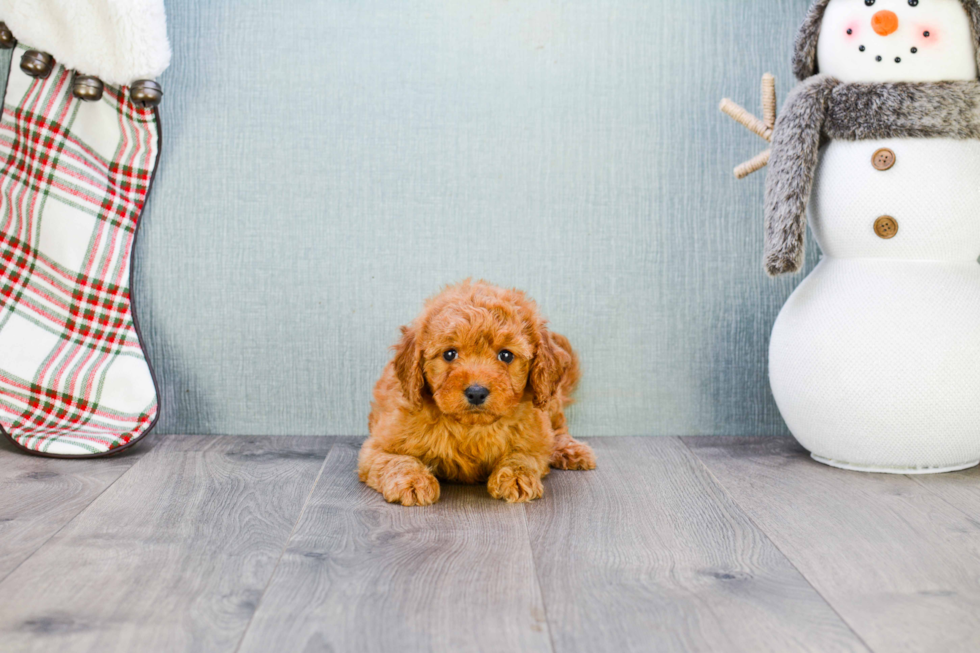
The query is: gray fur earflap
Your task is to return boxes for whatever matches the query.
[793,0,980,81]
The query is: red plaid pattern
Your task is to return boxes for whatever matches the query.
[0,45,160,456]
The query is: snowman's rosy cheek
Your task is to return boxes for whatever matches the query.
[913,25,940,48]
[844,21,862,39]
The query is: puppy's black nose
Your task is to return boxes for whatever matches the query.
[465,385,490,406]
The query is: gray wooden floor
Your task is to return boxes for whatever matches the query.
[1,436,978,653]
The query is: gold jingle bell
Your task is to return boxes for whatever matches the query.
[0,22,15,49]
[20,50,55,79]
[129,80,163,109]
[72,73,104,102]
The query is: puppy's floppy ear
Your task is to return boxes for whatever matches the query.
[529,327,569,409]
[393,325,426,409]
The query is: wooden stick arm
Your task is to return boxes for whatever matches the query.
[719,98,772,142]
[762,73,776,129]
[720,73,778,179]
[735,149,770,180]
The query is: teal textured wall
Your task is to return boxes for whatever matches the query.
[11,0,821,436]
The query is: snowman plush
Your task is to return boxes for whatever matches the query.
[763,0,980,473]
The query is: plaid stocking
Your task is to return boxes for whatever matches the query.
[0,45,160,457]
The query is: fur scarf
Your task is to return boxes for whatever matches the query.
[764,76,980,276]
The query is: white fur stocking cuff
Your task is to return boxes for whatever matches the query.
[0,0,170,86]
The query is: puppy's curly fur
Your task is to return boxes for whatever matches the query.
[359,280,595,506]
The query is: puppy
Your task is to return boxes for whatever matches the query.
[358,280,595,506]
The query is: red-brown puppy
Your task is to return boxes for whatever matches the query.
[359,280,595,505]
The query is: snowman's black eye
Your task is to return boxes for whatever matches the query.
[865,0,875,5]
[909,0,919,6]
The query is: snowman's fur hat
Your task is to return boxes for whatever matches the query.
[794,0,980,80]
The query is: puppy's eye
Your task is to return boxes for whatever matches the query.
[443,349,457,362]
[498,350,515,364]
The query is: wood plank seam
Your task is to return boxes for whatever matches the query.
[522,506,558,653]
[233,440,335,653]
[903,473,980,523]
[527,437,870,652]
[0,452,142,586]
[237,439,554,652]
[677,437,876,653]
[0,436,337,652]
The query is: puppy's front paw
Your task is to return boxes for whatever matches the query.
[488,467,544,503]
[551,438,596,471]
[381,469,441,507]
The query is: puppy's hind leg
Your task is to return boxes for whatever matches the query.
[358,443,440,506]
[550,416,596,471]
[546,332,594,470]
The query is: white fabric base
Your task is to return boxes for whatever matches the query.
[811,454,980,475]
[770,258,980,471]
[0,0,170,85]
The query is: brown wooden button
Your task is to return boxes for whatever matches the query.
[872,148,896,171]
[874,215,899,239]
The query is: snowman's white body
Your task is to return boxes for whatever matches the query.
[769,138,980,472]
[768,0,980,472]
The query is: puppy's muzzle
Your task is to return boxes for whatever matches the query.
[464,385,490,406]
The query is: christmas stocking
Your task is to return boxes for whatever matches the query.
[0,0,170,457]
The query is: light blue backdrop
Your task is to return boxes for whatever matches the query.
[131,0,815,436]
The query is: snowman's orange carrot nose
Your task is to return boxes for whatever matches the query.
[872,10,899,36]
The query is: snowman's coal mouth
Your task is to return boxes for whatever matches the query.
[864,49,904,64]
[862,44,918,62]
